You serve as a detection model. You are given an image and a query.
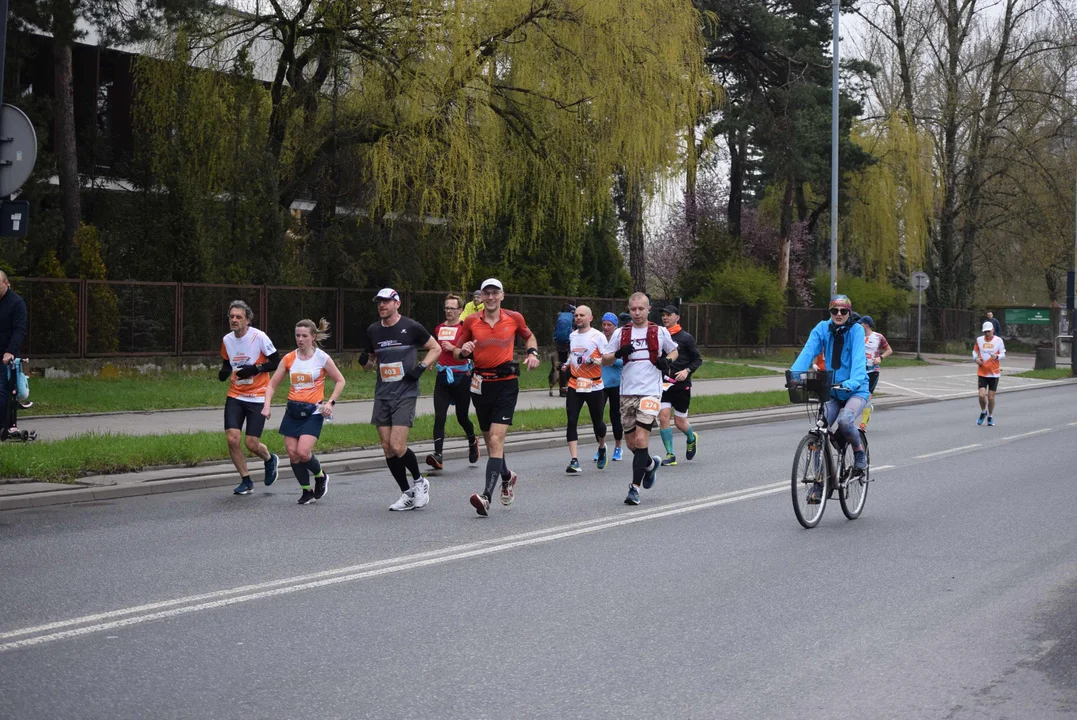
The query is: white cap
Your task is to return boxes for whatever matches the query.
[982,321,994,332]
[373,288,400,302]
[480,278,504,291]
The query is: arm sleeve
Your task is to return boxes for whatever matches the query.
[218,359,232,382]
[972,340,979,361]
[261,351,281,373]
[6,297,27,356]
[791,323,826,373]
[685,336,702,374]
[997,338,1006,359]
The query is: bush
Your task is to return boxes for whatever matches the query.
[701,261,785,343]
[813,273,908,332]
[71,224,120,353]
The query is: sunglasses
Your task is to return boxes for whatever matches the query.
[829,308,850,316]
[444,306,460,311]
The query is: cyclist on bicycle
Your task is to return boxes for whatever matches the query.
[788,295,870,501]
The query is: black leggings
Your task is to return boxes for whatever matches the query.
[433,375,476,454]
[604,386,623,441]
[566,388,607,442]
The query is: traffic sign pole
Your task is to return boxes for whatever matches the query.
[910,271,930,361]
[916,289,923,360]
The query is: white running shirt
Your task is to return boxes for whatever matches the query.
[568,328,606,393]
[604,325,677,397]
[221,328,277,402]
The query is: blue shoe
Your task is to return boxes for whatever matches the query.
[597,446,608,470]
[685,435,698,461]
[853,450,867,470]
[987,417,995,427]
[233,479,254,495]
[977,412,987,426]
[643,455,661,489]
[264,453,279,486]
[612,447,623,461]
[624,485,640,505]
[592,450,600,462]
[566,459,582,474]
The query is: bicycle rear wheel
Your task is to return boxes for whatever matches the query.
[792,434,827,528]
[839,430,869,519]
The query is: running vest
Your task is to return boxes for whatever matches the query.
[619,323,660,364]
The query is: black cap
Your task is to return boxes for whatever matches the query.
[618,312,631,325]
[661,305,680,315]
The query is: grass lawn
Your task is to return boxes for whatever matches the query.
[2,390,791,482]
[709,349,930,370]
[24,359,778,416]
[1013,368,1074,380]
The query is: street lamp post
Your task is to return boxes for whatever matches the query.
[830,0,840,297]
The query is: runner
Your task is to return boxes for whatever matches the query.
[426,293,481,471]
[601,292,679,505]
[553,304,576,397]
[460,290,483,320]
[859,315,891,430]
[657,305,702,466]
[593,312,624,463]
[360,288,442,511]
[261,318,346,505]
[219,300,281,496]
[973,320,1006,426]
[563,305,608,473]
[454,278,540,516]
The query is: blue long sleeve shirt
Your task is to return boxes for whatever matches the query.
[790,319,870,401]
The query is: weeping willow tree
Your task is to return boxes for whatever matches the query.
[844,114,934,279]
[138,0,707,286]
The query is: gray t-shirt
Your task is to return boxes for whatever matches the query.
[365,316,431,400]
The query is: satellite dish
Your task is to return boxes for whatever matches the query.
[0,104,38,197]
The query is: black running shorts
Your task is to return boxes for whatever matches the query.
[472,377,519,431]
[224,397,266,437]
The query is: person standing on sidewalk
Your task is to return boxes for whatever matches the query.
[657,305,702,466]
[426,293,481,471]
[454,278,541,516]
[985,311,1001,337]
[602,292,678,506]
[0,271,27,435]
[262,318,346,505]
[553,303,576,397]
[974,320,1006,427]
[593,312,624,464]
[858,315,891,430]
[563,305,608,473]
[460,290,483,320]
[219,300,281,495]
[361,288,442,511]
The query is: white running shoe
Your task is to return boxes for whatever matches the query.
[412,477,430,509]
[389,490,417,511]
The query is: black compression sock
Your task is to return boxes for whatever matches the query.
[403,449,422,480]
[485,458,502,499]
[500,458,511,481]
[386,456,410,492]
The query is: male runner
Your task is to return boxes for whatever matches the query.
[460,290,483,320]
[602,292,678,505]
[360,288,441,510]
[657,305,702,466]
[454,278,540,516]
[426,294,481,471]
[973,320,1006,426]
[218,300,280,495]
[563,305,608,473]
[593,312,624,463]
[859,315,891,429]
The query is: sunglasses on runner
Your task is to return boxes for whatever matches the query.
[829,308,850,316]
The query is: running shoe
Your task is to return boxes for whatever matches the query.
[661,453,677,467]
[686,436,698,461]
[612,447,623,461]
[597,446,608,471]
[624,485,640,505]
[412,477,430,509]
[425,452,443,471]
[977,412,987,426]
[264,454,279,486]
[233,479,254,495]
[468,437,481,464]
[314,472,329,500]
[470,493,491,516]
[592,449,600,462]
[297,488,316,505]
[566,458,582,474]
[500,472,518,506]
[806,482,823,505]
[987,416,995,427]
[853,450,867,470]
[389,490,417,511]
[643,455,661,489]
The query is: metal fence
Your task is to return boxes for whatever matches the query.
[12,277,991,358]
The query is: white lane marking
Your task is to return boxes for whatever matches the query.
[871,465,895,471]
[877,380,931,397]
[1068,421,1077,427]
[0,483,787,651]
[915,444,981,459]
[1001,429,1053,441]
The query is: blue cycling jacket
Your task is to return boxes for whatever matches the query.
[790,319,870,401]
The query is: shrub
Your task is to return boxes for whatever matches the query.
[813,273,908,332]
[701,261,785,343]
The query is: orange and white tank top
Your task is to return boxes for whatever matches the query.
[283,348,330,407]
[221,328,277,402]
[568,328,605,392]
[973,335,1005,378]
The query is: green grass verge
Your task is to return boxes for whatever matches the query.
[2,390,791,482]
[1013,368,1074,380]
[710,349,930,370]
[25,360,778,416]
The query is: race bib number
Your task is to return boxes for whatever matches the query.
[638,397,660,416]
[575,377,593,391]
[470,374,483,395]
[291,372,314,390]
[438,326,458,342]
[235,376,254,386]
[379,362,404,382]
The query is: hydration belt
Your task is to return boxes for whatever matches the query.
[436,361,473,385]
[474,361,520,380]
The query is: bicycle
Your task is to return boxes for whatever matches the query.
[785,370,869,529]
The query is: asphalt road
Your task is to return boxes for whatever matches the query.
[1,385,1074,719]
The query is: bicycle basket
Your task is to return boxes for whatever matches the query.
[785,369,833,403]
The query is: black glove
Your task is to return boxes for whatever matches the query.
[614,343,634,360]
[655,357,670,375]
[405,364,425,381]
[235,364,260,379]
[358,351,370,367]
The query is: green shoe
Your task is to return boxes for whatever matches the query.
[661,453,677,467]
[685,436,698,461]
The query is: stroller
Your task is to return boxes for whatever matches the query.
[2,358,36,442]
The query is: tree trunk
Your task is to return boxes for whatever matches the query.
[777,173,795,293]
[685,124,698,244]
[54,41,81,251]
[727,127,744,237]
[626,178,646,292]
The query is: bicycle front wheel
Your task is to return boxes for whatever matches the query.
[792,434,827,528]
[839,430,869,520]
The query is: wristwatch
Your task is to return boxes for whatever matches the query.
[419,362,428,370]
[526,348,539,357]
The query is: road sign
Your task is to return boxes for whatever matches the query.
[0,104,37,197]
[911,271,930,292]
[1005,308,1051,325]
[0,200,28,237]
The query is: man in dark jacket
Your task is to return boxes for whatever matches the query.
[0,271,28,430]
[658,305,702,465]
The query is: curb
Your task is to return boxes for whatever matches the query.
[2,378,1073,512]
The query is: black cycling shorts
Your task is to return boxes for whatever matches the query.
[224,396,266,437]
[977,376,999,392]
[868,371,880,394]
[660,382,691,416]
[472,377,519,431]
